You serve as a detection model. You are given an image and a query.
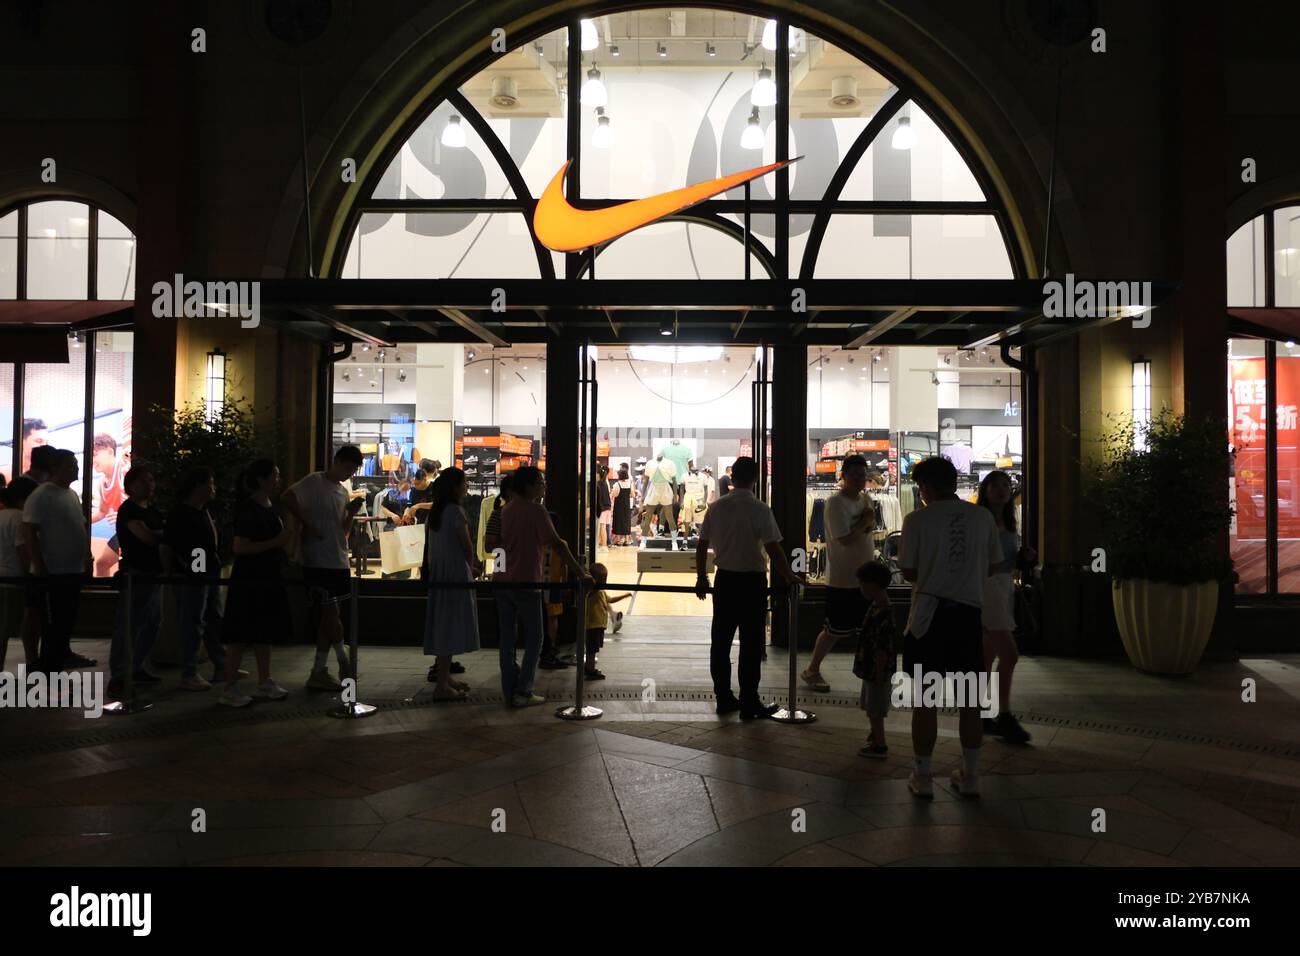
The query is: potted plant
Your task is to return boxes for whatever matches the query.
[1091,410,1234,675]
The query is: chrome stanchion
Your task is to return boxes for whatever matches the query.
[771,582,816,724]
[329,574,375,718]
[105,571,151,715]
[557,578,601,721]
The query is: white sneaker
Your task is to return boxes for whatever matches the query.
[255,680,289,701]
[511,693,546,708]
[908,771,934,800]
[306,669,343,691]
[180,675,212,691]
[950,768,981,799]
[218,690,252,708]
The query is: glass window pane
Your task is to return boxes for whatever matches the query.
[0,236,15,299]
[90,331,133,577]
[97,237,136,300]
[98,209,133,239]
[461,26,568,199]
[1226,215,1265,307]
[1276,343,1300,592]
[0,363,13,481]
[26,201,90,300]
[840,102,985,202]
[1275,206,1300,307]
[814,215,1011,278]
[593,220,767,278]
[348,212,540,278]
[0,210,15,237]
[371,100,517,201]
[23,342,88,504]
[1228,337,1268,594]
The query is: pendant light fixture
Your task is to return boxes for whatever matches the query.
[741,108,764,150]
[593,107,613,148]
[891,115,915,150]
[752,65,777,107]
[580,65,607,107]
[441,114,466,148]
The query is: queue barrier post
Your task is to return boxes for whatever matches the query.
[105,570,152,716]
[328,574,376,719]
[771,582,816,724]
[556,577,602,721]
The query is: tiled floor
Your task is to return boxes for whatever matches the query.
[3,634,1299,867]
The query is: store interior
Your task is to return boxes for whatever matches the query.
[331,341,1024,641]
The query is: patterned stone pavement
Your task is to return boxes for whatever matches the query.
[2,635,1299,867]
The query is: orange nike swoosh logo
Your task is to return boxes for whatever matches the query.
[533,158,799,252]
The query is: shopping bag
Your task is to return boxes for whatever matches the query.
[380,524,425,573]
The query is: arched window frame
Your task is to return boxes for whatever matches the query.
[333,6,1024,284]
[0,197,136,302]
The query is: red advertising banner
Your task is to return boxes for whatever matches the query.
[1229,357,1300,539]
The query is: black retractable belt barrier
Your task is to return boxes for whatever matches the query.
[103,571,153,716]
[329,574,375,719]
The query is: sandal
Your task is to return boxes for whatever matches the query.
[800,668,830,693]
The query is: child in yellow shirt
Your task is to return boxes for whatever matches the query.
[584,563,630,680]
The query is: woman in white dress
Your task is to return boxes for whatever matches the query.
[423,467,480,700]
[976,471,1035,743]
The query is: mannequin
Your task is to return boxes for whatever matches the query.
[641,454,677,541]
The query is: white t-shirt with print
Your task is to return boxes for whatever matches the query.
[899,498,1001,638]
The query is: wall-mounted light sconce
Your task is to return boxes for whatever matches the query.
[1132,356,1152,451]
[206,349,226,423]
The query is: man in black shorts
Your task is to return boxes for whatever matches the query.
[898,456,1006,800]
[283,446,365,691]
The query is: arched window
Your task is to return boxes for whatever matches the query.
[0,200,136,579]
[1226,204,1300,595]
[336,9,1017,283]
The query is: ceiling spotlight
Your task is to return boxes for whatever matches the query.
[752,65,777,107]
[580,18,599,51]
[891,115,915,150]
[581,66,607,107]
[610,44,620,57]
[68,331,81,347]
[441,114,467,148]
[706,42,717,56]
[741,108,764,149]
[659,318,674,337]
[656,42,667,58]
[398,369,407,382]
[378,349,386,360]
[943,354,952,365]
[361,344,370,352]
[467,349,476,360]
[873,352,882,363]
[593,106,613,149]
[761,18,778,51]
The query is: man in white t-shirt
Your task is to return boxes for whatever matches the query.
[695,456,800,719]
[899,456,1006,800]
[801,455,876,693]
[22,449,93,672]
[283,445,365,691]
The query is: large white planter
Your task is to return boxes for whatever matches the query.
[1111,578,1219,675]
